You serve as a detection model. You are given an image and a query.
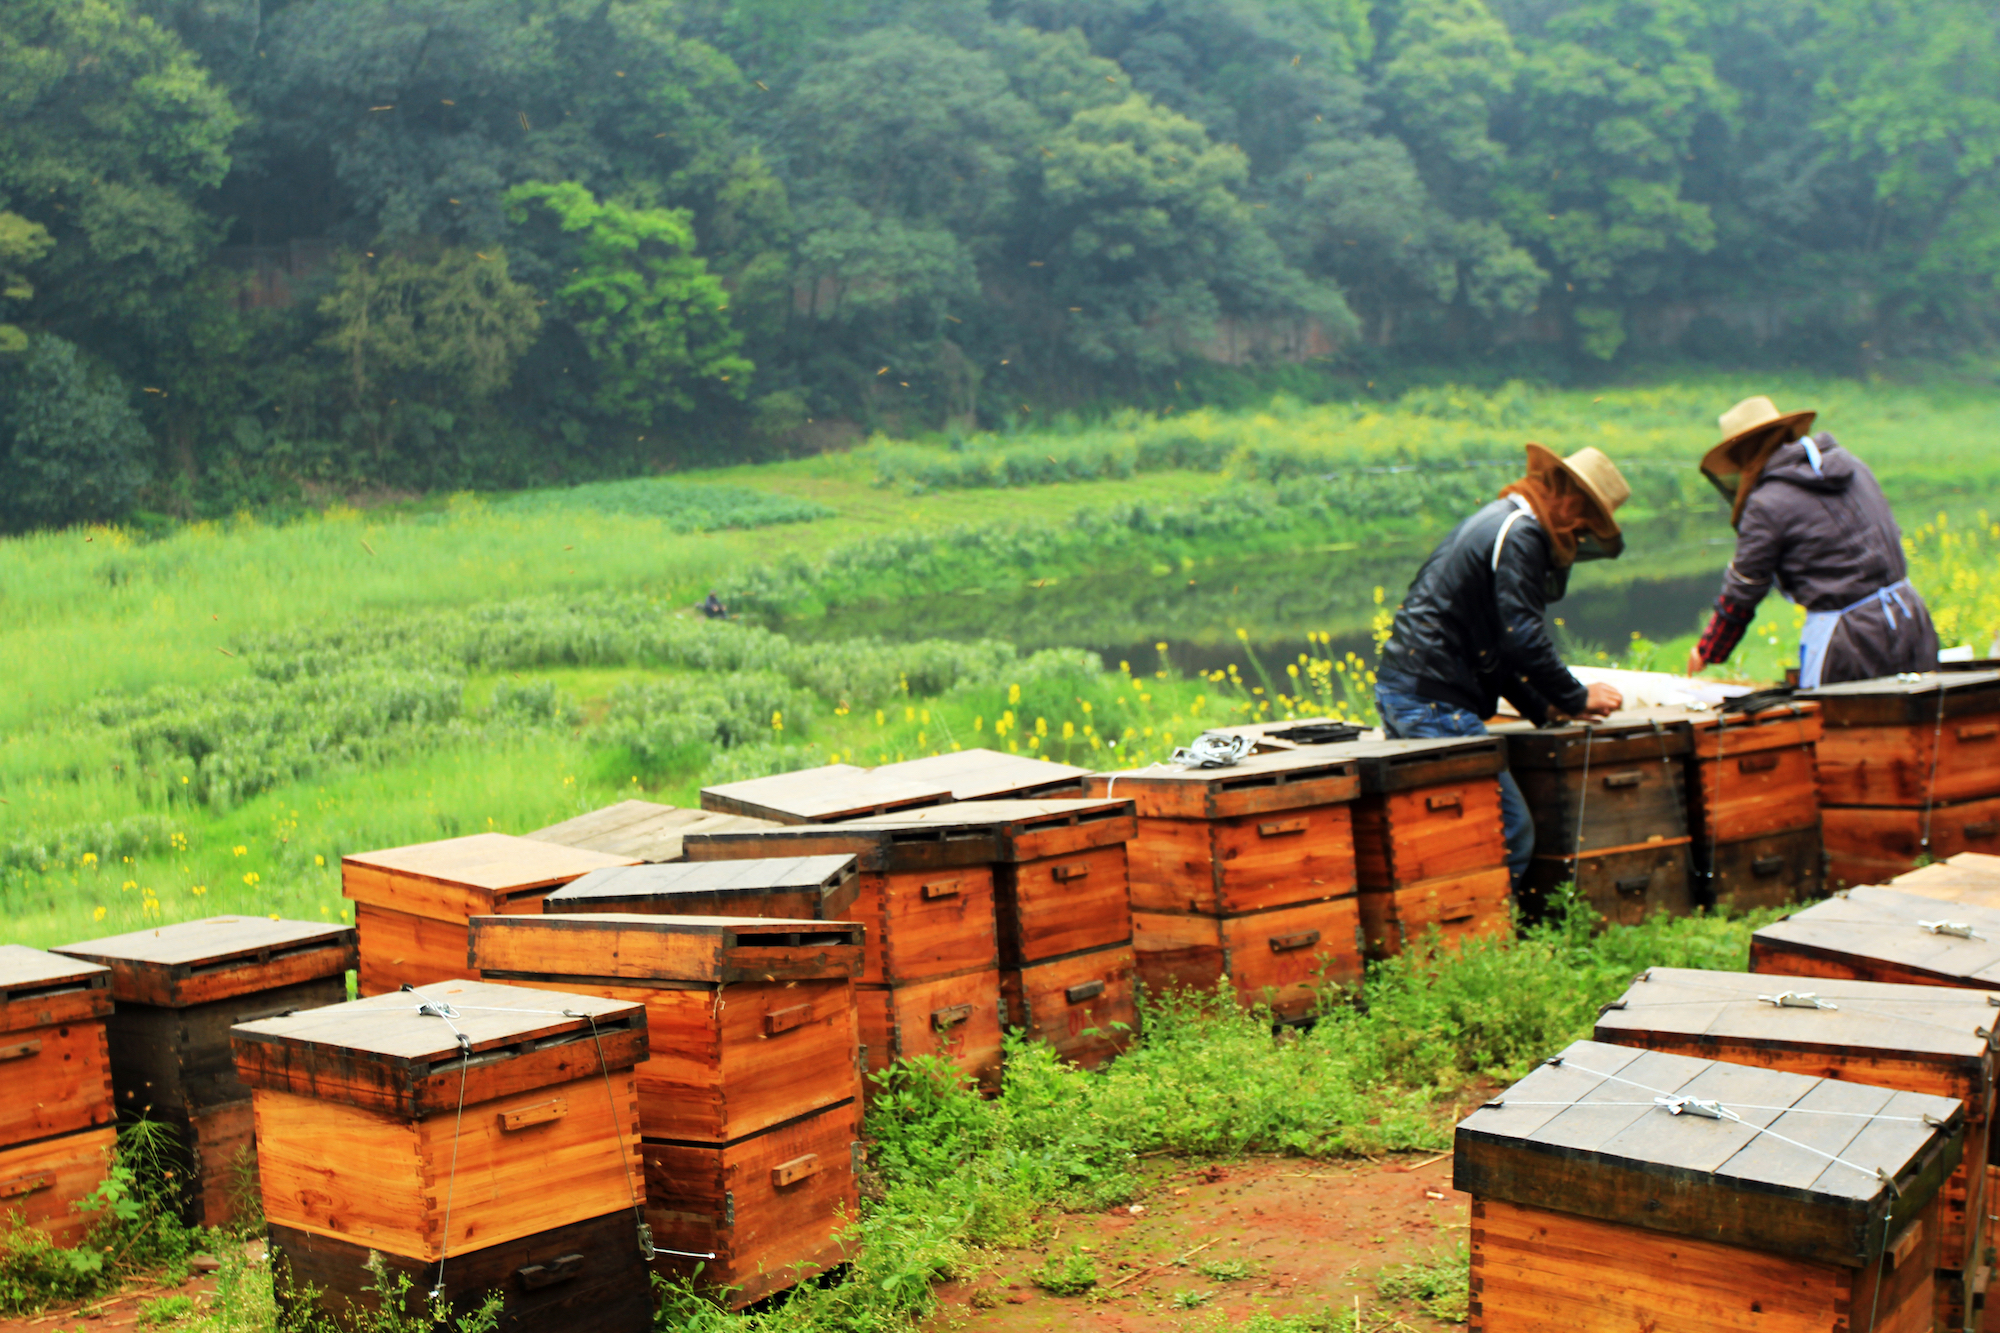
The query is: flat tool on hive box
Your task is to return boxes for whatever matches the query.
[1083,749,1363,1019]
[699,764,954,824]
[0,945,115,1249]
[340,833,639,994]
[471,913,863,1307]
[867,749,1090,801]
[542,855,861,921]
[231,980,651,1333]
[1594,966,1998,1328]
[528,800,781,862]
[1457,1038,1962,1332]
[53,916,355,1228]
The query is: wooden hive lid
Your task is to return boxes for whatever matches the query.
[0,944,112,1030]
[683,820,1003,873]
[844,797,1136,860]
[1753,886,2000,986]
[1201,717,1363,752]
[698,765,954,824]
[1801,669,2000,725]
[1492,710,1695,768]
[230,979,646,1114]
[527,801,782,862]
[869,749,1090,801]
[471,913,863,984]
[342,833,640,895]
[1455,1038,1962,1267]
[542,856,861,917]
[1687,698,1822,730]
[1889,853,2000,909]
[1595,966,1998,1071]
[1080,749,1361,819]
[53,916,357,1007]
[1326,735,1507,794]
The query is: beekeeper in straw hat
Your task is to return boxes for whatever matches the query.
[1684,396,1937,687]
[1375,445,1631,888]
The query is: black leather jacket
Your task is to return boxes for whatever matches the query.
[1377,498,1589,725]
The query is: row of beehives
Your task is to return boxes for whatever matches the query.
[1464,850,2000,1332]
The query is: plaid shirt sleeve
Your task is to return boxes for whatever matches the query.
[1695,594,1756,666]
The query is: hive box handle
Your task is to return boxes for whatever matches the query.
[0,1039,42,1062]
[931,1003,974,1031]
[764,1004,814,1036]
[920,880,961,900]
[0,1173,52,1200]
[1967,822,2000,840]
[1752,855,1786,876]
[1603,771,1644,789]
[1958,724,1999,742]
[771,1153,821,1187]
[1615,874,1652,895]
[1269,930,1321,953]
[1425,793,1464,814]
[498,1098,567,1132]
[1736,753,1781,773]
[1065,980,1106,1004]
[1051,862,1091,882]
[515,1253,585,1291]
[1258,817,1310,837]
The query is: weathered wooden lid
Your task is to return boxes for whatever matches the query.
[1456,1038,1961,1266]
[1201,717,1365,752]
[870,749,1089,801]
[1328,735,1506,794]
[1596,966,1998,1071]
[1753,886,2000,986]
[472,913,863,984]
[0,944,112,1030]
[699,765,954,824]
[528,800,781,862]
[684,820,1002,872]
[1802,670,2000,725]
[1493,711,1695,768]
[543,856,861,917]
[1889,853,2000,908]
[1081,749,1361,819]
[231,979,646,1115]
[54,916,357,1007]
[343,833,640,899]
[844,798,1135,861]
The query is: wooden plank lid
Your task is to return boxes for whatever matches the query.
[528,801,781,862]
[231,979,646,1115]
[1802,669,2000,725]
[54,916,356,1007]
[1595,966,1998,1069]
[1752,886,2000,986]
[543,856,861,917]
[1889,852,2000,908]
[1456,1038,1962,1266]
[843,798,1136,860]
[0,944,112,1030]
[342,833,640,897]
[471,913,864,984]
[870,749,1089,801]
[1325,735,1506,794]
[1081,749,1361,819]
[699,765,954,824]
[1492,711,1695,768]
[683,820,1003,873]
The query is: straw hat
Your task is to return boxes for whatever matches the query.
[1700,396,1816,480]
[1524,443,1630,538]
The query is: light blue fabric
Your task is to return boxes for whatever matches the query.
[1799,579,1913,688]
[1802,436,1824,477]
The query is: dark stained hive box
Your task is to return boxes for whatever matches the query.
[469,913,862,1307]
[699,764,954,824]
[1457,1038,1961,1332]
[528,800,781,862]
[1496,714,1695,925]
[53,916,355,1229]
[233,980,650,1333]
[341,834,639,995]
[1594,966,1998,1312]
[1749,885,2000,990]
[0,946,115,1249]
[869,749,1090,801]
[1082,750,1363,1020]
[541,856,861,922]
[1684,702,1825,911]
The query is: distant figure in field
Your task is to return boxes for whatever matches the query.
[1373,444,1631,888]
[1685,396,1938,687]
[700,592,728,620]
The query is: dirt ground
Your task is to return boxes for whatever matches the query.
[0,1255,239,1333]
[928,1151,1470,1331]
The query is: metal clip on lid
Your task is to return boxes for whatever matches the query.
[1920,919,1984,940]
[1655,1095,1726,1120]
[1758,991,1839,1010]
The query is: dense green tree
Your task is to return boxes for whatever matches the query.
[0,214,55,355]
[0,334,152,528]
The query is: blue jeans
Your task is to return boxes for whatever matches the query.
[1374,679,1534,886]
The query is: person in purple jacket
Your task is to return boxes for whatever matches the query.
[1685,396,1938,687]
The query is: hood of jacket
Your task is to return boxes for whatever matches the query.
[1756,433,1854,495]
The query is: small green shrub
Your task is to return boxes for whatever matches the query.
[1375,1245,1471,1323]
[1026,1246,1098,1296]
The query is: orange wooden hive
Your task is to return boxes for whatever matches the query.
[541,855,861,922]
[699,765,954,824]
[685,823,1004,1089]
[1682,701,1826,911]
[53,916,355,1229]
[1340,735,1511,958]
[231,980,651,1333]
[1458,1038,1961,1333]
[847,799,1138,1069]
[528,801,780,862]
[0,945,115,1250]
[340,834,639,994]
[1801,671,2000,889]
[868,749,1090,801]
[470,913,863,1306]
[1595,966,1998,1328]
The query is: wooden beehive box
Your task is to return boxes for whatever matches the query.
[542,856,861,922]
[1497,714,1695,925]
[1594,966,1997,1296]
[233,980,651,1333]
[869,749,1090,801]
[1684,702,1825,911]
[0,945,115,1249]
[1458,1038,1961,1333]
[1750,886,2000,989]
[1341,736,1511,958]
[1890,852,2000,905]
[699,764,954,824]
[1083,749,1363,1019]
[341,834,639,995]
[528,800,781,862]
[53,916,355,1228]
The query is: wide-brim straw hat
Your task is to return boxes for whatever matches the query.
[1700,395,1817,491]
[1524,443,1630,543]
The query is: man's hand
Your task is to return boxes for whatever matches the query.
[1685,646,1705,678]
[1582,682,1623,719]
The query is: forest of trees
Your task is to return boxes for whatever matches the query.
[0,0,1995,525]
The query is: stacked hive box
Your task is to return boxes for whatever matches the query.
[868,749,1090,801]
[1595,967,1999,1329]
[543,856,862,921]
[470,914,864,1307]
[1083,749,1363,1020]
[700,766,954,824]
[1458,1038,1961,1332]
[52,917,355,1229]
[529,800,781,862]
[1340,736,1511,958]
[0,946,115,1249]
[232,981,652,1332]
[685,822,1005,1089]
[340,834,639,994]
[1802,671,2000,889]
[846,799,1138,1068]
[1496,714,1695,925]
[1684,701,1826,911]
